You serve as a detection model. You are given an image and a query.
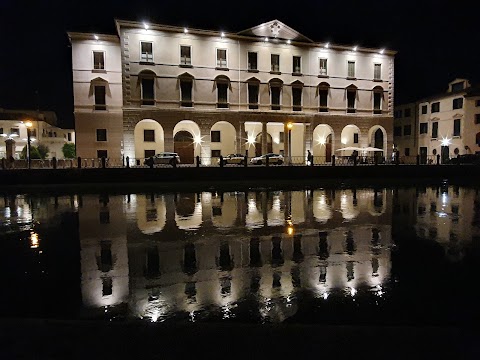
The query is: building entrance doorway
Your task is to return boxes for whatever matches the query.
[174,131,194,164]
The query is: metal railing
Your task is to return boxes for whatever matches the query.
[0,153,468,170]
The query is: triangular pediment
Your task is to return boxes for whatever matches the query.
[237,19,313,43]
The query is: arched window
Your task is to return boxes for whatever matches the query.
[373,86,384,114]
[346,84,357,113]
[269,78,283,110]
[179,72,194,107]
[139,70,156,106]
[247,77,260,110]
[215,75,230,108]
[291,80,303,111]
[318,82,330,112]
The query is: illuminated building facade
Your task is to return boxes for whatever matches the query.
[69,19,395,163]
[394,79,480,163]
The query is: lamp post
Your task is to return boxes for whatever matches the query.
[287,122,293,165]
[25,121,32,169]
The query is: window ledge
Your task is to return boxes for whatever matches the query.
[247,69,259,73]
[292,72,303,76]
[179,64,193,68]
[215,67,229,71]
[270,71,281,75]
[92,69,107,73]
[139,61,155,65]
[346,76,357,80]
[373,79,383,82]
[431,138,438,141]
[318,74,329,78]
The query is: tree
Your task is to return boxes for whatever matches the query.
[37,144,49,159]
[62,143,76,159]
[20,145,42,159]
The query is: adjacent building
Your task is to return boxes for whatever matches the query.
[394,78,480,163]
[69,19,396,164]
[0,108,75,160]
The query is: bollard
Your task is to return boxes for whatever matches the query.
[196,155,200,167]
[172,158,177,168]
[374,155,378,166]
[457,154,461,165]
[416,154,420,166]
[77,156,82,169]
[1,158,5,170]
[310,155,314,167]
[122,155,125,168]
[332,155,335,167]
[266,156,269,167]
[395,151,399,165]
[52,157,57,169]
[149,156,154,169]
[437,154,440,165]
[101,157,106,168]
[244,155,248,167]
[126,156,130,168]
[353,156,357,166]
[219,155,224,168]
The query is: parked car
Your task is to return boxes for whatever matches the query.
[250,153,284,165]
[143,152,180,166]
[218,153,246,165]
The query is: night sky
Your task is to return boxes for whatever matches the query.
[1,0,479,128]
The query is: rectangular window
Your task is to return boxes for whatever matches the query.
[102,277,112,296]
[67,133,72,141]
[319,58,327,75]
[452,97,463,110]
[319,88,328,112]
[431,102,440,113]
[216,49,227,68]
[140,42,153,62]
[10,128,19,135]
[373,92,382,114]
[476,100,480,107]
[144,129,155,142]
[0,128,3,134]
[394,110,402,118]
[292,56,301,74]
[180,45,191,65]
[144,149,155,158]
[248,52,257,71]
[248,83,259,109]
[374,63,381,80]
[405,148,410,156]
[475,114,480,124]
[211,150,221,158]
[353,133,359,144]
[141,78,155,105]
[94,85,106,110]
[404,125,412,136]
[404,108,411,117]
[420,123,428,134]
[453,119,461,136]
[421,105,428,114]
[96,129,107,141]
[271,86,281,110]
[271,54,280,73]
[347,89,356,113]
[279,132,284,143]
[97,150,108,159]
[394,126,402,137]
[347,61,355,78]
[292,87,302,111]
[432,122,438,138]
[211,130,221,142]
[180,79,192,107]
[217,82,228,108]
[93,51,105,70]
[451,81,465,92]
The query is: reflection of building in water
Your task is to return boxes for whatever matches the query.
[95,188,393,322]
[79,194,129,312]
[413,185,480,260]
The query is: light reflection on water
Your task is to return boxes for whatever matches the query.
[0,185,479,325]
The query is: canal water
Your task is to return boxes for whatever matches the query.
[0,184,478,326]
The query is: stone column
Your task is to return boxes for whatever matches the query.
[164,126,175,153]
[199,125,211,166]
[304,120,313,158]
[284,122,289,161]
[237,121,245,154]
[261,121,267,155]
[5,139,15,160]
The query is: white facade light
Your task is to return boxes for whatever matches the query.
[184,27,188,33]
[264,37,269,42]
[94,34,99,40]
[221,32,225,38]
[353,46,357,51]
[286,39,291,44]
[325,42,329,48]
[143,23,149,30]
[441,137,451,146]
[379,48,385,54]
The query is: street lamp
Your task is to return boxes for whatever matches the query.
[287,122,293,165]
[25,121,32,169]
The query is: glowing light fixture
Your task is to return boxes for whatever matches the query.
[193,134,202,145]
[184,27,188,33]
[143,22,149,30]
[264,37,269,42]
[325,42,329,48]
[341,138,347,145]
[441,137,451,146]
[247,134,256,145]
[353,46,357,51]
[287,122,293,130]
[221,32,225,38]
[287,39,291,44]
[94,34,99,40]
[379,48,385,54]
[318,136,326,145]
[30,232,39,249]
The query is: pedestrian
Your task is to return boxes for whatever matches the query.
[307,150,313,165]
